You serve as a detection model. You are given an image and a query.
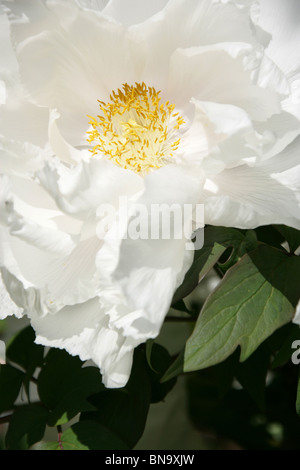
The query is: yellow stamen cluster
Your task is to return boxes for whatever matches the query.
[87,82,185,174]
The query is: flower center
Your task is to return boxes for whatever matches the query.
[87,82,184,174]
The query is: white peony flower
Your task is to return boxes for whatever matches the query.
[0,0,300,387]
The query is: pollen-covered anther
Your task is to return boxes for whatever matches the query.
[87,82,184,174]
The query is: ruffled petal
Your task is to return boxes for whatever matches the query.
[182,99,254,171]
[96,164,204,340]
[257,0,300,76]
[37,157,143,216]
[0,176,76,256]
[8,1,146,144]
[203,138,300,229]
[31,296,134,388]
[166,44,281,121]
[256,1,300,122]
[0,174,100,310]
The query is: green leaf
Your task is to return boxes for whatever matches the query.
[270,324,300,369]
[5,404,49,450]
[6,326,44,370]
[81,348,151,449]
[172,226,246,303]
[34,440,62,450]
[160,350,184,383]
[237,229,258,257]
[37,349,104,426]
[235,344,270,411]
[186,367,273,450]
[0,319,6,334]
[145,339,155,371]
[6,326,44,397]
[274,225,300,253]
[39,421,129,450]
[254,225,285,250]
[0,364,24,414]
[146,343,177,403]
[184,245,300,373]
[171,299,192,314]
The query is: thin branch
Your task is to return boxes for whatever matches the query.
[57,425,64,450]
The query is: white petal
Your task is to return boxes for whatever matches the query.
[0,267,54,317]
[0,13,19,79]
[56,5,145,94]
[75,0,109,11]
[11,2,146,145]
[203,146,300,230]
[0,271,23,320]
[133,0,259,51]
[31,297,101,341]
[0,139,45,177]
[184,99,254,171]
[1,223,101,310]
[48,109,88,164]
[31,296,134,388]
[0,173,100,310]
[15,29,99,145]
[0,176,76,256]
[133,0,267,88]
[257,0,300,76]
[37,157,143,216]
[97,164,204,341]
[252,111,300,161]
[254,5,300,122]
[167,44,281,121]
[102,0,168,26]
[0,102,50,148]
[178,105,209,165]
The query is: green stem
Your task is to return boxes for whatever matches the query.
[57,425,64,450]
